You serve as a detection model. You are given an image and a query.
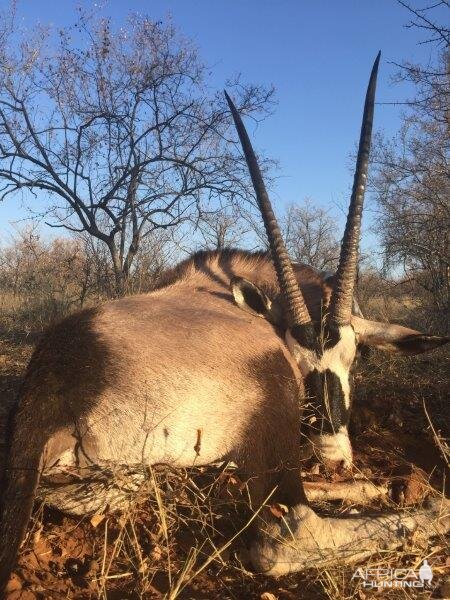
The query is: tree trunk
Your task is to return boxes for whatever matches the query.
[108,242,129,298]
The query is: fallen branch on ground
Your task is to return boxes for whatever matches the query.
[303,479,388,504]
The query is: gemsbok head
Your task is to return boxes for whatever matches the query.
[225,51,448,470]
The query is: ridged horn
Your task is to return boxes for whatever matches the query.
[225,91,314,339]
[329,52,381,325]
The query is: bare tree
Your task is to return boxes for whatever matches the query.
[396,0,449,47]
[282,200,340,271]
[196,205,250,250]
[76,227,176,297]
[371,1,449,331]
[0,7,272,295]
[244,198,340,270]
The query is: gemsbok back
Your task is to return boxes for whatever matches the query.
[1,53,449,590]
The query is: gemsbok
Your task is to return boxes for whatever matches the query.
[1,53,449,591]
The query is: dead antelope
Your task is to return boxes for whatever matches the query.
[0,53,449,590]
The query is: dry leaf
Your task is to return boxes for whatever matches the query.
[269,503,288,518]
[90,513,105,528]
[5,574,22,594]
[150,545,162,561]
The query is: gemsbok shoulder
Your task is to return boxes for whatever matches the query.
[1,53,449,590]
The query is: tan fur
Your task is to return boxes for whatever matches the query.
[0,251,304,514]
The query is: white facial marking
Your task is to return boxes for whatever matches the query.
[286,325,356,409]
[285,329,318,375]
[320,325,356,409]
[312,427,353,469]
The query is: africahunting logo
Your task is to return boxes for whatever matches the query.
[352,559,433,589]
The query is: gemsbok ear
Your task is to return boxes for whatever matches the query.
[352,315,450,355]
[231,277,281,323]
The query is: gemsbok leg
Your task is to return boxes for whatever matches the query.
[241,401,449,576]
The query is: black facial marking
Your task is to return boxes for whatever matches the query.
[301,368,350,438]
[290,323,319,352]
[301,369,323,437]
[292,321,342,357]
[322,322,341,351]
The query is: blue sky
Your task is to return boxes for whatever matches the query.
[0,0,438,251]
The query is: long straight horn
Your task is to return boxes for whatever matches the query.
[329,52,381,326]
[225,91,315,343]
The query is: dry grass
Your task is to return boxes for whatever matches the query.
[13,468,448,600]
